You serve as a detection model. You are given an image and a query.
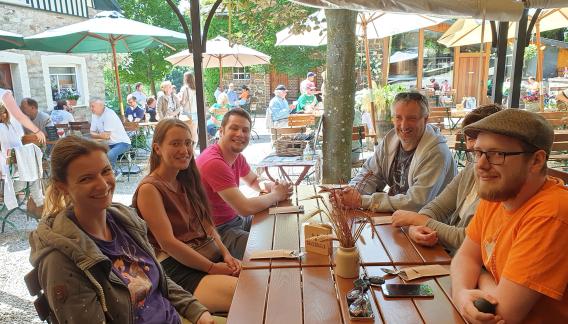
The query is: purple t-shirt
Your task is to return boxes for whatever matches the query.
[71,213,180,324]
[196,143,251,226]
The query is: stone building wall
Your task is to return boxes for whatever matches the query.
[0,2,105,120]
[221,71,270,111]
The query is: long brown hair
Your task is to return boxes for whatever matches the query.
[149,118,212,223]
[43,136,108,217]
[183,72,196,91]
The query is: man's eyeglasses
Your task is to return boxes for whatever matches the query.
[466,150,535,165]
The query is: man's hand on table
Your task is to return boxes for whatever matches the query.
[392,210,429,227]
[270,180,293,202]
[329,186,362,210]
[408,225,438,246]
[455,289,503,324]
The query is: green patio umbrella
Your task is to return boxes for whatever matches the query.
[0,30,24,50]
[24,11,187,115]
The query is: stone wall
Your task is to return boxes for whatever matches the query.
[221,71,270,111]
[0,2,105,118]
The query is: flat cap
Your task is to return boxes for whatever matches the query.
[463,109,554,155]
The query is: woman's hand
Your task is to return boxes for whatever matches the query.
[34,130,46,144]
[223,253,242,276]
[208,262,237,276]
[196,311,215,324]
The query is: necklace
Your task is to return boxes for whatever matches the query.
[483,212,512,280]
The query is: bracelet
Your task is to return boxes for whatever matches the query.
[33,129,41,134]
[206,262,214,273]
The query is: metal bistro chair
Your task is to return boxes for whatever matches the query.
[249,102,260,140]
[117,122,143,181]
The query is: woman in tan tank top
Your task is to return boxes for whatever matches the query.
[134,118,239,314]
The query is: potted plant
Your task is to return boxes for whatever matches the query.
[522,92,540,112]
[55,88,80,106]
[355,83,407,139]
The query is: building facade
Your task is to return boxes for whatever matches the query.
[0,0,115,120]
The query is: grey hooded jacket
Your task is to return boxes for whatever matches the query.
[350,124,457,212]
[29,203,208,324]
[420,163,479,254]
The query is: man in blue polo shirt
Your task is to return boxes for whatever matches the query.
[268,84,292,128]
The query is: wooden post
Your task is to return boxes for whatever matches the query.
[416,28,424,89]
[536,21,544,112]
[481,42,491,104]
[111,41,124,117]
[381,36,390,86]
[361,15,377,143]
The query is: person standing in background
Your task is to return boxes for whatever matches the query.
[179,72,198,145]
[157,81,181,120]
[130,82,147,108]
[226,83,238,106]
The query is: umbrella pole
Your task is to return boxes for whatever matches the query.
[111,42,124,117]
[362,17,378,144]
[218,57,223,89]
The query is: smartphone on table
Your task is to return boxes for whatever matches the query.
[381,283,434,298]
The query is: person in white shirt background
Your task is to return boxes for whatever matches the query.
[89,97,131,176]
[50,99,75,124]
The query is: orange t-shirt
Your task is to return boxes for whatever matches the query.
[466,177,568,323]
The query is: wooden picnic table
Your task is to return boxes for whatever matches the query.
[229,185,459,324]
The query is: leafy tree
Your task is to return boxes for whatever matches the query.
[113,0,186,98]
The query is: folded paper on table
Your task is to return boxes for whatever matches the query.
[372,216,393,225]
[397,265,450,281]
[304,223,333,255]
[269,205,304,215]
[249,249,304,260]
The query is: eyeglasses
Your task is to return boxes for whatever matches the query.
[467,149,534,165]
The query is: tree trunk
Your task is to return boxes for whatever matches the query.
[322,9,357,184]
[148,54,157,97]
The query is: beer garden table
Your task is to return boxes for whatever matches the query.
[228,185,464,324]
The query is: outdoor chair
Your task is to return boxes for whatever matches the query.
[548,167,568,184]
[24,267,54,323]
[249,102,259,140]
[351,125,367,177]
[117,122,143,181]
[452,132,468,168]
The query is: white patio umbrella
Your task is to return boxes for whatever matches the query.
[24,11,187,115]
[276,9,446,137]
[165,36,271,86]
[0,30,24,50]
[276,9,447,46]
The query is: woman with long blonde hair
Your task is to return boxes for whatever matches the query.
[30,136,214,324]
[133,119,239,313]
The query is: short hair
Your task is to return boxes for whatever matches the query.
[462,104,503,128]
[127,94,136,102]
[220,108,252,128]
[160,80,172,91]
[21,97,38,109]
[89,97,104,106]
[135,82,143,89]
[146,96,156,105]
[391,92,429,117]
[217,92,229,106]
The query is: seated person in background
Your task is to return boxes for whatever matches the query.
[238,85,250,107]
[146,96,158,122]
[428,78,440,91]
[20,97,53,136]
[197,109,292,259]
[0,85,45,144]
[451,109,568,323]
[89,97,131,176]
[292,82,318,114]
[391,104,502,255]
[267,84,292,128]
[125,94,145,122]
[556,88,568,110]
[0,102,44,218]
[134,119,239,313]
[226,83,238,106]
[441,79,451,92]
[206,92,230,137]
[335,92,457,212]
[526,76,540,96]
[30,136,215,324]
[51,99,75,124]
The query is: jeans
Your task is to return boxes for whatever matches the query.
[215,215,252,260]
[107,142,131,171]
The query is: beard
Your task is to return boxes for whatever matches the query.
[477,172,526,201]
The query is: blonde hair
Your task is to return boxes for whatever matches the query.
[0,102,10,124]
[43,136,108,218]
[217,92,229,106]
[160,80,172,91]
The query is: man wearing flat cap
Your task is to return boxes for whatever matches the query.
[451,109,568,323]
[267,84,293,128]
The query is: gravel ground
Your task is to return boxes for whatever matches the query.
[0,119,275,323]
